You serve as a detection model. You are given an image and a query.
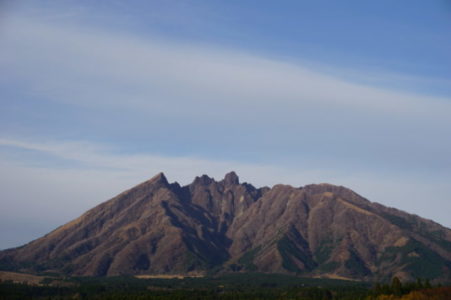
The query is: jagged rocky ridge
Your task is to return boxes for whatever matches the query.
[1,172,451,282]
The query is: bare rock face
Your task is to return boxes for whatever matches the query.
[1,172,450,282]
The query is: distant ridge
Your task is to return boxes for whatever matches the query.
[1,172,450,282]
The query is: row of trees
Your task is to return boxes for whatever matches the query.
[366,277,448,300]
[0,276,447,300]
[373,277,432,296]
[369,287,451,300]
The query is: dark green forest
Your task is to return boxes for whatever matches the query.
[1,273,449,300]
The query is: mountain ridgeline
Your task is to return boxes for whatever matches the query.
[1,172,451,282]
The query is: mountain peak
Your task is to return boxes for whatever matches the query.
[148,172,169,185]
[223,171,239,185]
[192,174,213,185]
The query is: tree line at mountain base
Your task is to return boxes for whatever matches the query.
[0,273,449,300]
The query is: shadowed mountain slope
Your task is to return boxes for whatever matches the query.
[1,172,450,282]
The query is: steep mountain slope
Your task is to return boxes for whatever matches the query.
[1,172,450,282]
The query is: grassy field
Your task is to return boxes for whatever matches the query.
[0,271,44,285]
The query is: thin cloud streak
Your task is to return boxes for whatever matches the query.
[0,137,330,186]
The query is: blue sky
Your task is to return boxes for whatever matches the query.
[0,0,450,249]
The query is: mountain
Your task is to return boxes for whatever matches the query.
[1,172,451,282]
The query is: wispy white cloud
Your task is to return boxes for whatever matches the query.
[2,16,450,119]
[0,137,330,187]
